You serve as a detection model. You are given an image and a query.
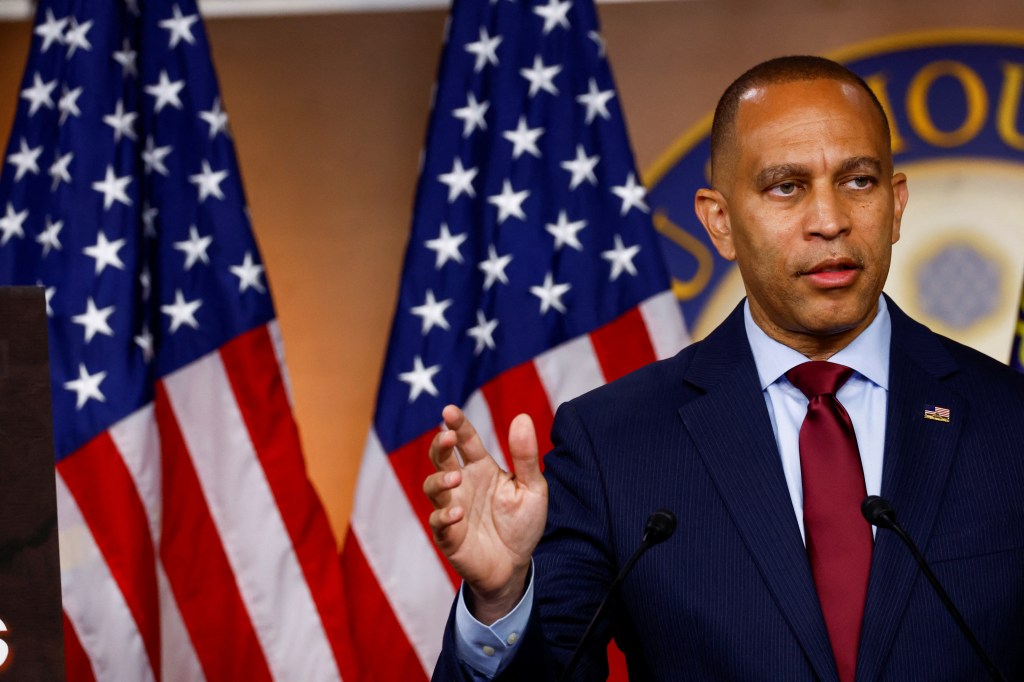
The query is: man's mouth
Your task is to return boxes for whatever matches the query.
[800,258,860,288]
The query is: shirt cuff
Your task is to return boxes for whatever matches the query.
[453,562,534,679]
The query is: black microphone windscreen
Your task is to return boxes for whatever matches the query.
[644,509,676,545]
[861,495,897,530]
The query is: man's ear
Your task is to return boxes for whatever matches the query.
[890,172,909,245]
[694,188,736,261]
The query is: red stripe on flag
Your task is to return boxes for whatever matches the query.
[57,433,161,679]
[153,383,273,682]
[481,360,554,466]
[590,307,657,383]
[387,430,463,588]
[63,611,96,682]
[219,325,358,679]
[339,533,429,682]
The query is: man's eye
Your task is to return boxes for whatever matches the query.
[847,176,874,189]
[772,182,797,196]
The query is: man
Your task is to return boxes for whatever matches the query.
[424,56,1024,680]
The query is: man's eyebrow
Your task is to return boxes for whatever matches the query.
[838,156,883,175]
[755,164,810,187]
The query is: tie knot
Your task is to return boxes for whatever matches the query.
[786,361,854,400]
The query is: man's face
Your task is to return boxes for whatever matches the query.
[696,78,909,357]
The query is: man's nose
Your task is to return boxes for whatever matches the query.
[806,186,851,239]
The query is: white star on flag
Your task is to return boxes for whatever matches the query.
[34,9,67,53]
[520,55,561,97]
[478,244,512,290]
[465,26,502,73]
[188,160,228,202]
[112,38,138,77]
[71,296,116,343]
[141,205,159,238]
[64,17,93,58]
[546,210,587,251]
[20,73,57,116]
[424,223,467,269]
[487,179,529,224]
[588,30,606,57]
[159,4,200,48]
[173,225,213,270]
[139,266,152,301]
[467,310,498,354]
[529,271,571,314]
[145,70,185,113]
[453,91,489,138]
[560,144,599,189]
[48,151,73,189]
[58,85,84,125]
[161,289,202,333]
[43,286,55,317]
[576,78,615,124]
[36,217,63,256]
[134,325,155,363]
[142,136,173,176]
[103,100,138,142]
[601,234,641,280]
[0,202,27,245]
[611,172,649,215]
[410,289,454,334]
[6,138,42,181]
[398,355,441,402]
[437,157,477,202]
[503,116,544,159]
[230,251,266,293]
[199,98,229,139]
[64,363,106,409]
[91,165,133,209]
[533,0,572,34]
[83,231,126,274]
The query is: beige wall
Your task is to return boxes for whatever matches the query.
[3,1,1024,546]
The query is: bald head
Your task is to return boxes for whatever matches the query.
[709,56,891,188]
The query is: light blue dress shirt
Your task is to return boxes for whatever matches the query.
[454,297,892,677]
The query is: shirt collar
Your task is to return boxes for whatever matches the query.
[743,295,891,391]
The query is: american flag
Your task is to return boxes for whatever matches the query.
[0,1,355,679]
[338,0,688,678]
[924,405,951,422]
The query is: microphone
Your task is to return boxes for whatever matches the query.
[558,509,676,682]
[861,496,1006,682]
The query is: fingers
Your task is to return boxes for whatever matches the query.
[423,469,461,507]
[436,404,491,465]
[427,505,465,547]
[508,413,543,488]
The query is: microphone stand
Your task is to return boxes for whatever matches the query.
[558,510,676,682]
[861,496,1006,682]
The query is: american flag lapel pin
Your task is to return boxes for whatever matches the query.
[924,405,951,423]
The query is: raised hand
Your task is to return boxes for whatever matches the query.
[424,404,548,624]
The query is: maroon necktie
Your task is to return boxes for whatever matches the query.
[786,361,873,682]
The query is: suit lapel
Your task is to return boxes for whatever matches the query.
[678,306,838,682]
[856,300,964,681]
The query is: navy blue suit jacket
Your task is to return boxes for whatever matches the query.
[433,300,1024,681]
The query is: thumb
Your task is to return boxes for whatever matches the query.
[508,413,542,487]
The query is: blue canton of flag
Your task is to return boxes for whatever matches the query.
[341,0,687,678]
[374,0,682,452]
[1,0,273,458]
[1,2,354,680]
